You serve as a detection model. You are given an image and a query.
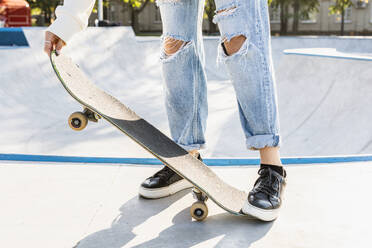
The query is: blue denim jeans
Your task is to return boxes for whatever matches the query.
[157,0,281,151]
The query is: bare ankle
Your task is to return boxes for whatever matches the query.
[259,146,282,166]
[189,150,200,157]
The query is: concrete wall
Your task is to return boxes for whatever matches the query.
[270,0,372,33]
[89,0,218,33]
[89,0,372,34]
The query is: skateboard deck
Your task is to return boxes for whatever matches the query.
[50,51,248,220]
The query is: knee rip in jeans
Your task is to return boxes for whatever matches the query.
[161,36,191,59]
[212,4,248,57]
[216,6,237,15]
[222,35,247,56]
[212,3,240,26]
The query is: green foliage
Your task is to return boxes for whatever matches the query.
[204,0,217,33]
[270,0,290,9]
[329,0,353,15]
[26,0,61,9]
[121,0,154,33]
[329,0,353,35]
[122,0,154,10]
[92,0,109,14]
[269,0,319,33]
[269,0,319,19]
[26,0,61,24]
[295,0,319,20]
[204,0,216,19]
[204,0,216,12]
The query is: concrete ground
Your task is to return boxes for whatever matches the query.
[1,28,372,247]
[1,161,371,248]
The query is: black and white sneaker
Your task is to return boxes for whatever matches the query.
[242,165,286,221]
[139,154,202,199]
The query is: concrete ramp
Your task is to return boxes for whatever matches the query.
[277,49,372,156]
[0,27,171,158]
[1,28,372,157]
[284,47,372,60]
[0,28,245,158]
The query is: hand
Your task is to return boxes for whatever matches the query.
[44,31,66,57]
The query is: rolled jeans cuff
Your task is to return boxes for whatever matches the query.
[246,134,281,150]
[178,143,206,151]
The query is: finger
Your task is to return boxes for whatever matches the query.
[44,40,53,56]
[55,39,65,55]
[44,31,57,56]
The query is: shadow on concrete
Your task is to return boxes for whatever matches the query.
[132,210,272,248]
[74,190,272,248]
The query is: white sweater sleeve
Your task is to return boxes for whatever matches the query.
[47,0,96,44]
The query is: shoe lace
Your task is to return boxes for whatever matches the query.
[154,166,174,180]
[254,168,280,196]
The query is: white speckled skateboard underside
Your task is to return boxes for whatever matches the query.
[51,51,248,216]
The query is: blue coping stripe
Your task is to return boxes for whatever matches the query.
[0,27,25,32]
[0,27,29,46]
[284,50,372,62]
[0,153,371,166]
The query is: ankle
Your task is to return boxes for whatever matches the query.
[260,160,282,166]
[259,147,282,166]
[260,163,284,176]
[189,150,200,157]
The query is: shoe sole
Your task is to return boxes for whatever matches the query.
[138,179,193,199]
[241,201,280,222]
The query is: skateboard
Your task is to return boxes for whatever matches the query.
[50,51,249,221]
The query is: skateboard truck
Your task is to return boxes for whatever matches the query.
[68,108,101,131]
[191,188,209,221]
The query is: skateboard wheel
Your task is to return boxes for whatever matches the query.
[68,112,88,131]
[190,201,208,221]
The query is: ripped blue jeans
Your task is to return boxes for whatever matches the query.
[157,0,281,151]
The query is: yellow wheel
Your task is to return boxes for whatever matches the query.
[68,112,88,131]
[190,201,208,221]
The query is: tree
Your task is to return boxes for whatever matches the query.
[204,0,217,34]
[270,0,290,34]
[329,0,353,36]
[292,0,319,33]
[122,0,154,34]
[26,0,61,25]
[270,0,320,34]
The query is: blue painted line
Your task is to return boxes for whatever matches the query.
[0,153,371,166]
[284,51,372,62]
[0,28,29,46]
[0,27,24,32]
[0,154,162,165]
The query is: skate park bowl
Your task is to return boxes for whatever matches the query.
[0,27,372,247]
[1,28,372,158]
